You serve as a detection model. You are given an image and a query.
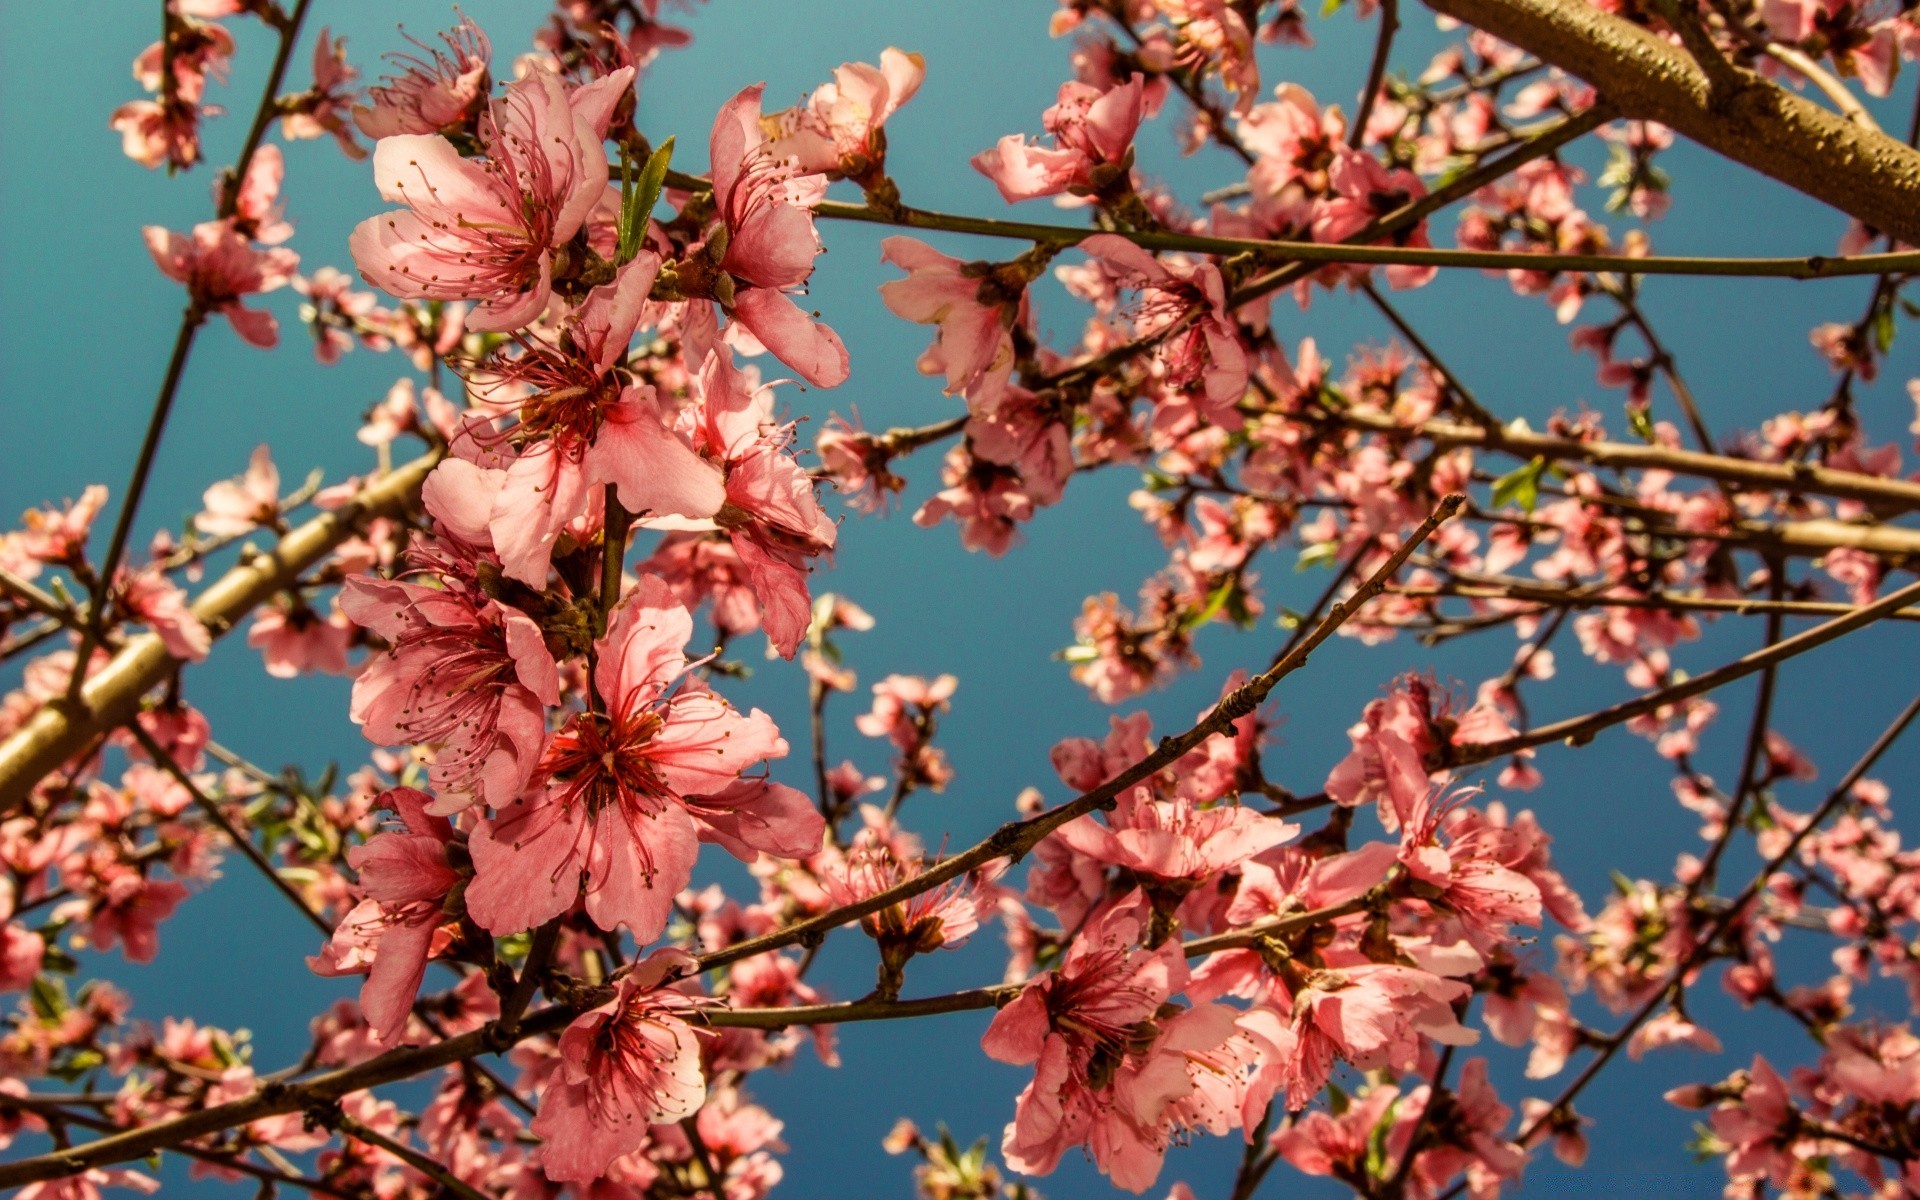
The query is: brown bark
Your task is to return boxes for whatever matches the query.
[1419,0,1920,244]
[0,453,439,814]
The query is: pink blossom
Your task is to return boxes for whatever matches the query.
[1395,787,1545,949]
[1077,234,1250,413]
[247,598,353,679]
[1311,150,1437,290]
[703,85,850,387]
[349,66,632,332]
[465,579,807,941]
[1242,963,1477,1112]
[533,950,708,1181]
[763,48,926,178]
[307,788,457,1044]
[878,237,1022,400]
[115,568,210,663]
[144,219,299,348]
[278,30,364,159]
[355,16,491,139]
[1054,790,1297,899]
[981,901,1231,1192]
[195,444,282,537]
[341,537,557,813]
[687,351,839,657]
[973,79,1146,203]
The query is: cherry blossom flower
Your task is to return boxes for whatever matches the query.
[465,579,811,941]
[341,525,557,813]
[354,15,491,139]
[307,788,457,1044]
[699,84,850,387]
[1077,234,1250,413]
[763,48,926,181]
[195,445,282,537]
[350,66,632,332]
[878,237,1027,402]
[973,78,1146,204]
[532,950,708,1181]
[143,220,299,348]
[982,900,1221,1191]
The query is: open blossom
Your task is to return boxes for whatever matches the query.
[1054,789,1297,907]
[676,351,838,657]
[533,950,709,1182]
[465,578,818,941]
[195,445,282,537]
[700,84,850,387]
[350,66,632,332]
[762,48,925,180]
[982,901,1242,1193]
[1077,234,1250,413]
[1311,150,1438,290]
[341,504,558,813]
[354,15,491,139]
[1395,787,1544,949]
[469,254,725,586]
[144,219,299,348]
[307,788,457,1044]
[973,78,1146,203]
[248,597,353,679]
[115,569,210,663]
[1243,963,1478,1112]
[879,237,1029,402]
[278,29,364,159]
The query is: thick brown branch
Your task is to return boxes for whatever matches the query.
[1419,0,1920,244]
[0,451,440,813]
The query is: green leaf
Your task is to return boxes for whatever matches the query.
[1873,303,1898,355]
[618,137,675,267]
[1626,402,1657,444]
[1296,541,1340,571]
[1182,577,1236,632]
[1321,0,1346,15]
[1490,456,1547,513]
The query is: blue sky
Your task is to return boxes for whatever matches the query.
[4,2,1920,1196]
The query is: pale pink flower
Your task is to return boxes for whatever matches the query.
[973,78,1146,203]
[341,532,557,812]
[982,901,1228,1192]
[115,568,210,663]
[703,84,850,387]
[1395,787,1544,949]
[196,445,282,536]
[763,48,926,178]
[144,219,299,348]
[472,255,725,585]
[533,950,708,1182]
[465,579,812,941]
[1241,963,1477,1112]
[1077,234,1250,412]
[1054,790,1297,896]
[688,351,838,657]
[878,237,1022,400]
[278,30,364,159]
[349,66,632,332]
[1710,1056,1799,1182]
[354,15,491,138]
[307,788,457,1044]
[247,598,353,679]
[1311,150,1437,290]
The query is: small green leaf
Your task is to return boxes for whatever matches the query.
[1296,541,1339,571]
[1182,577,1236,631]
[618,137,675,266]
[1626,402,1657,444]
[1873,303,1897,355]
[1490,456,1547,513]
